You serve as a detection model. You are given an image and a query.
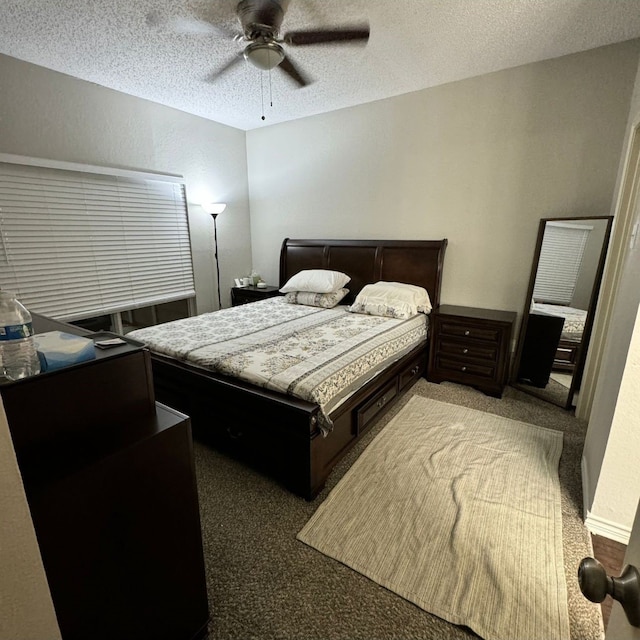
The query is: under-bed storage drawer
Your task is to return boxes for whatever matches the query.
[399,356,426,391]
[356,379,398,435]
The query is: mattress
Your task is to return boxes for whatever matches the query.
[531,302,587,341]
[128,297,428,433]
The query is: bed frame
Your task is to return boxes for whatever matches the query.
[151,238,447,500]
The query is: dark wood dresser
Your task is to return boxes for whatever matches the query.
[1,315,209,640]
[428,304,516,398]
[231,284,280,306]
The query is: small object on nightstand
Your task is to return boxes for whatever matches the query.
[231,284,281,306]
[427,304,516,398]
[256,281,267,289]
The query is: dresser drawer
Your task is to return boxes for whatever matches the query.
[357,379,398,434]
[439,321,500,343]
[437,339,497,362]
[436,356,495,380]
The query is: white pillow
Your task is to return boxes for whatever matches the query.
[348,281,432,319]
[280,269,351,294]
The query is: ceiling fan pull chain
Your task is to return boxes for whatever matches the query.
[269,66,273,108]
[260,70,266,121]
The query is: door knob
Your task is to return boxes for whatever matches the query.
[578,557,640,627]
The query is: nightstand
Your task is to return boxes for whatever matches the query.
[427,304,516,398]
[231,285,281,306]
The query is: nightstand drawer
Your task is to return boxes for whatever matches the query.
[439,322,500,343]
[437,339,497,362]
[437,356,495,379]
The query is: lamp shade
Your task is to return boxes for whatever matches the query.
[202,202,226,215]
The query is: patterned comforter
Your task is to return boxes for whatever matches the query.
[128,297,428,434]
[531,302,587,340]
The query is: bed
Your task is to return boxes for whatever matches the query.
[131,238,447,500]
[531,302,587,372]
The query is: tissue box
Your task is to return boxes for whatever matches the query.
[34,331,96,372]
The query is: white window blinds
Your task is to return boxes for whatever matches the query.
[0,159,195,321]
[533,221,591,305]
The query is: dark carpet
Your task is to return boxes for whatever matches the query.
[192,379,603,640]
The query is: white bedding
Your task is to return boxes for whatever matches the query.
[128,297,428,433]
[531,302,587,340]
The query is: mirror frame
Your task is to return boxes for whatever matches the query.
[511,215,613,409]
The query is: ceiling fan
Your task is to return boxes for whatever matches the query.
[149,0,370,87]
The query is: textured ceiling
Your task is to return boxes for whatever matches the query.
[1,0,640,131]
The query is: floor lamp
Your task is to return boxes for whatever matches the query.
[202,203,227,310]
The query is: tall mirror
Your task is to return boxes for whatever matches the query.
[512,216,613,409]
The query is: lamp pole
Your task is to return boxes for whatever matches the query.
[211,213,222,311]
[201,203,226,311]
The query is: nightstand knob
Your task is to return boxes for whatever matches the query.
[464,330,470,336]
[461,366,467,372]
[462,348,468,354]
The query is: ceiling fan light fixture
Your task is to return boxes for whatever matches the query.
[244,41,285,70]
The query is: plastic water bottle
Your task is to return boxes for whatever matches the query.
[0,291,41,380]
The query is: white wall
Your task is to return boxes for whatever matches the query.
[246,41,639,321]
[0,398,61,640]
[587,303,640,542]
[582,49,640,539]
[0,54,252,313]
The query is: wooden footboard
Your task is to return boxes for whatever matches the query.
[150,344,426,500]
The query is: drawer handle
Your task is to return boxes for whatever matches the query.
[461,366,467,372]
[462,348,468,354]
[464,330,470,336]
[410,365,420,376]
[226,425,244,440]
[377,396,388,409]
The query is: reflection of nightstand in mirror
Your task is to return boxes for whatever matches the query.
[517,312,564,387]
[231,285,281,306]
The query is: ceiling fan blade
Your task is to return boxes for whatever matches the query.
[283,26,370,46]
[204,53,245,83]
[277,56,311,87]
[146,11,235,38]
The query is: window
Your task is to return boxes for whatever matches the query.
[533,221,592,305]
[0,155,195,322]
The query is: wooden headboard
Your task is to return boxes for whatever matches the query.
[279,238,448,307]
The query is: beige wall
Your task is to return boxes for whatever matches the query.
[246,41,639,323]
[0,54,252,313]
[0,399,61,640]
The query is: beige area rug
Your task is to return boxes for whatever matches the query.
[298,396,570,640]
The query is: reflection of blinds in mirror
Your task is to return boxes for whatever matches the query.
[533,222,591,305]
[0,158,195,321]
